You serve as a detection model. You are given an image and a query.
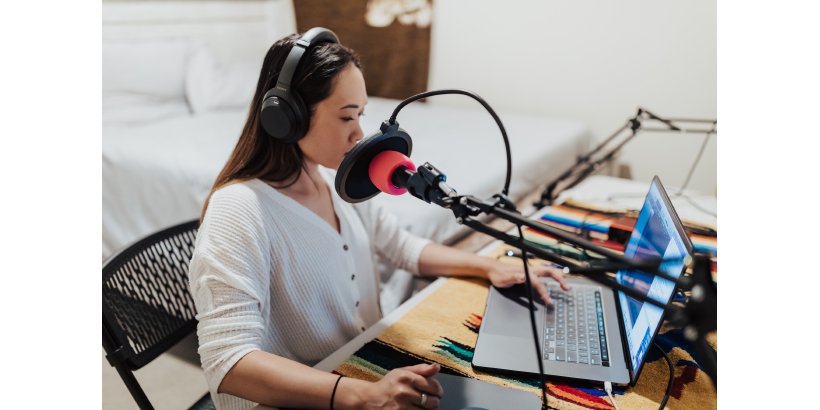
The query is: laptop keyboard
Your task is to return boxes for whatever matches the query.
[543,284,610,367]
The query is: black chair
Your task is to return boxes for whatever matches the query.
[103,219,214,410]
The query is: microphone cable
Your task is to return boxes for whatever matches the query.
[655,341,674,410]
[387,89,513,197]
[674,124,716,196]
[516,225,549,409]
[605,343,674,410]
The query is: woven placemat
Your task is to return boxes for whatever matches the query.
[334,244,716,409]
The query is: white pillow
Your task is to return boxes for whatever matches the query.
[103,41,193,125]
[185,44,260,113]
[103,41,191,98]
[102,94,190,126]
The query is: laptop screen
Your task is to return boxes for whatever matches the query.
[615,179,689,374]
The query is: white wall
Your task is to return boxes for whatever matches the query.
[428,0,717,194]
[102,0,296,65]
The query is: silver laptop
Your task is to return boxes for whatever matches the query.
[472,176,694,385]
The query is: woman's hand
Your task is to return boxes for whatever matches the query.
[356,363,443,410]
[485,259,571,305]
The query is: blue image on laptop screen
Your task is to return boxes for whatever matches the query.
[616,181,688,373]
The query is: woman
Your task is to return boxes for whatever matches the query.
[189,33,570,410]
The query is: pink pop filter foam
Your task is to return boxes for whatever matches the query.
[369,151,416,195]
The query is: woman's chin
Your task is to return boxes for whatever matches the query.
[327,159,342,171]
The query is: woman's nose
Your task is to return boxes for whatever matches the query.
[352,122,364,142]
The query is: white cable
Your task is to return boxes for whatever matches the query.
[604,381,621,410]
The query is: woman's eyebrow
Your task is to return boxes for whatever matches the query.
[339,101,369,110]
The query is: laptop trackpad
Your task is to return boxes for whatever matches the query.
[436,373,542,410]
[482,284,546,338]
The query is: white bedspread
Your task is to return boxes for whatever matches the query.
[102,97,591,260]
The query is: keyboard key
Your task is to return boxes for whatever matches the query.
[578,357,589,364]
[549,347,555,353]
[579,351,588,357]
[578,346,588,351]
[591,349,600,355]
[556,341,565,346]
[555,347,566,361]
[590,355,602,365]
[566,351,576,363]
[567,345,577,351]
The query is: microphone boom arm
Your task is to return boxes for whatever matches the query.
[360,88,715,387]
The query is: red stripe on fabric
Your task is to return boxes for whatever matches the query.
[671,365,698,399]
[550,384,613,409]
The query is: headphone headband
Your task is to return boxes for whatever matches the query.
[260,28,340,144]
[276,27,340,88]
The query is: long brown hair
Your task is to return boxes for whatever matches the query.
[201,33,362,222]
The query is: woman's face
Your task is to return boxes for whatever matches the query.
[298,63,367,171]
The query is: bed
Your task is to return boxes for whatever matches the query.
[103,97,592,256]
[102,0,593,311]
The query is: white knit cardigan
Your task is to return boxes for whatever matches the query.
[187,167,431,410]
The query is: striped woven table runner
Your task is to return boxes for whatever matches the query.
[334,210,717,409]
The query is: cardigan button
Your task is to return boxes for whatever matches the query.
[356,301,359,307]
[343,244,349,251]
[361,327,366,331]
[351,274,356,280]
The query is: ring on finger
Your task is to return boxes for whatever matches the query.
[420,392,427,406]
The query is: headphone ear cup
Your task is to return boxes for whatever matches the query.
[287,90,310,144]
[260,91,298,142]
[260,89,310,144]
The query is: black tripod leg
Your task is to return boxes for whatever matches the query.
[694,336,717,389]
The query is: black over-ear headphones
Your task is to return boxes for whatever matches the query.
[260,27,340,144]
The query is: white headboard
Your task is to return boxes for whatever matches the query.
[102,0,296,64]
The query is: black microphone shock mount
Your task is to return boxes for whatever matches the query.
[363,90,717,392]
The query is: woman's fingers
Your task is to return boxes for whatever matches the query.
[400,366,443,409]
[530,271,553,305]
[403,363,439,378]
[412,392,441,409]
[537,266,572,291]
[408,372,444,398]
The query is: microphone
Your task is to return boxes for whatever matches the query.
[335,121,457,205]
[336,89,512,206]
[335,121,413,203]
[369,150,416,196]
